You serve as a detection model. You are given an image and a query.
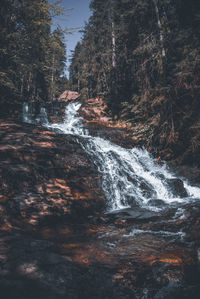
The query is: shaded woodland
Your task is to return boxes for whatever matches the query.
[69,0,200,165]
[1,2,200,298]
[0,0,200,164]
[0,0,68,102]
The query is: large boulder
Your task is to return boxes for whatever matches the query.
[0,120,105,229]
[58,90,80,102]
[165,178,188,198]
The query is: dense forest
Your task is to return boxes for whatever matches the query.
[1,0,200,165]
[0,0,68,102]
[1,2,200,298]
[69,0,200,165]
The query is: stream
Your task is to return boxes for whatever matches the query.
[18,101,200,298]
[23,101,200,213]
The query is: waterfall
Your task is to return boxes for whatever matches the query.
[23,101,200,211]
[81,135,200,210]
[48,102,88,136]
[35,107,49,125]
[23,102,33,124]
[23,102,49,126]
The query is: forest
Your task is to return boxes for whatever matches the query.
[1,1,200,298]
[0,0,67,102]
[69,0,200,166]
[1,0,200,166]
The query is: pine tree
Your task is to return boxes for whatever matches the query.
[48,27,66,100]
[69,0,200,161]
[0,0,68,102]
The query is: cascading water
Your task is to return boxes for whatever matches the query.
[23,102,33,124]
[23,102,49,126]
[35,107,49,125]
[81,134,200,211]
[48,102,88,136]
[23,101,200,211]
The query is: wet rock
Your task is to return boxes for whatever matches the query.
[150,261,184,298]
[153,282,182,299]
[140,181,156,198]
[0,111,200,299]
[107,207,159,222]
[148,199,167,207]
[165,178,188,198]
[0,120,105,228]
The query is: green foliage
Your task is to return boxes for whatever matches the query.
[69,0,200,109]
[0,0,68,102]
[68,0,200,162]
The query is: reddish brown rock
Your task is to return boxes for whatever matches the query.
[58,90,80,102]
[79,97,135,148]
[0,120,104,229]
[0,116,200,299]
[79,97,111,124]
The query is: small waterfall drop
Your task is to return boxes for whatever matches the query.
[48,102,88,136]
[35,107,49,125]
[23,102,33,124]
[23,101,200,211]
[23,102,49,126]
[82,136,200,210]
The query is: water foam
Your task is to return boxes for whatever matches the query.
[23,101,200,211]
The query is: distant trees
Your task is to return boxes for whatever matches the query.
[69,0,200,114]
[69,0,200,161]
[48,27,67,100]
[0,0,68,102]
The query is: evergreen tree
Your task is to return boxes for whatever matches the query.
[0,0,68,102]
[48,27,66,100]
[69,0,200,161]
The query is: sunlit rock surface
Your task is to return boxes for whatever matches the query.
[58,90,80,102]
[0,113,200,298]
[79,97,111,124]
[0,121,104,229]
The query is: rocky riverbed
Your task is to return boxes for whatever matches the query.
[0,103,200,298]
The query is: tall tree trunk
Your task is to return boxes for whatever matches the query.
[77,71,80,93]
[27,72,31,93]
[109,0,116,68]
[51,50,55,100]
[20,75,24,98]
[152,0,166,58]
[111,21,116,68]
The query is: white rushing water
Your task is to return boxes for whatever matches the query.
[23,101,200,211]
[23,102,49,126]
[123,229,186,239]
[23,102,33,124]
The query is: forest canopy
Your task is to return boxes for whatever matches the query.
[70,0,200,114]
[0,0,68,101]
[69,0,200,164]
